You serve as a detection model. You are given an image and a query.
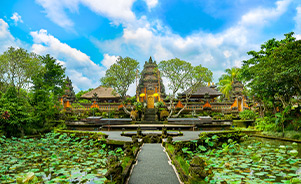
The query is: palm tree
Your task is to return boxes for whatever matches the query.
[218,67,240,100]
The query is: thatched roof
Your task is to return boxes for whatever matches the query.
[181,86,222,97]
[81,86,120,99]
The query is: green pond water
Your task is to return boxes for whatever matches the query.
[203,137,301,183]
[0,133,124,184]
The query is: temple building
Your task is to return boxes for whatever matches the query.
[60,77,76,108]
[81,86,121,103]
[137,57,166,108]
[61,57,249,114]
[178,83,222,102]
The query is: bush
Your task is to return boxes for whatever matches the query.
[239,110,256,120]
[255,116,277,131]
[160,110,169,121]
[102,112,108,118]
[89,107,100,116]
[224,114,233,120]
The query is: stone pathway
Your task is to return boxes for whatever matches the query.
[98,131,132,142]
[173,131,203,141]
[99,130,208,142]
[128,144,180,184]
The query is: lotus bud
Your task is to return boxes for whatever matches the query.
[279,145,286,149]
[292,142,298,148]
[289,150,298,157]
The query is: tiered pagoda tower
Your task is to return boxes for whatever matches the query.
[137,57,166,108]
[137,57,166,122]
[62,77,76,108]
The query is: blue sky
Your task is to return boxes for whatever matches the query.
[0,0,300,95]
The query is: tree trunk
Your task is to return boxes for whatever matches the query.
[167,99,174,119]
[173,104,187,118]
[122,104,131,115]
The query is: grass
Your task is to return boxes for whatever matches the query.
[165,143,189,175]
[175,155,189,175]
[121,157,132,170]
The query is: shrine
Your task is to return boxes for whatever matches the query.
[137,57,166,121]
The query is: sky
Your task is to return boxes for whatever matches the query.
[0,0,300,95]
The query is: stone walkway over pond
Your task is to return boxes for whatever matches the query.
[100,130,207,142]
[128,144,180,184]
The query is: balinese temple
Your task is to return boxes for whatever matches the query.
[178,83,222,102]
[137,57,166,108]
[61,58,249,114]
[176,82,249,112]
[231,80,250,112]
[81,86,121,103]
[61,77,76,108]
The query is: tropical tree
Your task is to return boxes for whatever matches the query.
[159,58,212,118]
[0,47,41,93]
[241,32,300,112]
[41,54,66,98]
[100,56,139,114]
[240,32,300,134]
[76,88,94,101]
[31,54,66,127]
[217,67,240,100]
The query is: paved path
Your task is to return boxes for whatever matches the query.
[99,131,209,142]
[173,131,203,141]
[99,131,132,142]
[128,144,180,184]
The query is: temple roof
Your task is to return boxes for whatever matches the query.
[180,86,222,97]
[81,86,120,99]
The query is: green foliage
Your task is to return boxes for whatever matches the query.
[255,116,277,131]
[100,56,139,100]
[239,110,256,120]
[158,58,212,117]
[125,96,137,105]
[0,132,124,183]
[0,86,33,137]
[241,32,300,112]
[168,135,301,183]
[217,67,241,100]
[40,54,65,97]
[76,88,93,100]
[0,47,42,93]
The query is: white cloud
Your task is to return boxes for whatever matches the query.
[93,0,292,88]
[0,19,20,53]
[101,54,118,68]
[223,50,231,58]
[10,12,23,25]
[144,0,158,10]
[35,0,77,28]
[30,29,105,92]
[240,0,291,27]
[35,0,136,28]
[81,0,136,25]
[294,6,301,39]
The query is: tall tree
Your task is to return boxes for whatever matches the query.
[100,56,139,114]
[218,67,241,100]
[0,47,41,93]
[159,58,212,118]
[241,32,300,114]
[31,54,66,126]
[41,54,66,98]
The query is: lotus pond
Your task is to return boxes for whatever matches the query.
[0,132,125,183]
[175,135,301,183]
